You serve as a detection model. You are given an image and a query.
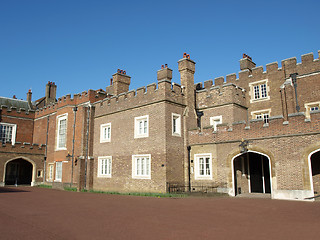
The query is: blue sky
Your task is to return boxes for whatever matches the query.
[0,0,319,101]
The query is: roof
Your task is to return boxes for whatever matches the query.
[0,96,31,110]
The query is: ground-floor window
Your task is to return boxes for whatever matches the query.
[55,162,62,182]
[132,154,151,179]
[194,154,212,180]
[48,164,54,181]
[98,156,112,177]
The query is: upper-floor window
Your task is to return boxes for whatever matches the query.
[0,123,16,145]
[251,109,270,124]
[210,116,222,131]
[305,101,320,119]
[194,153,212,180]
[100,123,111,143]
[98,156,112,178]
[249,79,270,103]
[132,154,151,179]
[172,113,181,136]
[134,115,149,138]
[56,114,67,150]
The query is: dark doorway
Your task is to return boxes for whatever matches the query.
[5,159,33,185]
[311,151,320,195]
[234,152,271,195]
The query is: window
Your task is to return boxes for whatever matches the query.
[210,116,222,131]
[132,154,151,179]
[37,170,43,178]
[134,115,149,138]
[56,114,67,150]
[305,102,320,119]
[194,154,212,180]
[172,113,181,136]
[0,123,16,145]
[98,156,112,177]
[48,164,54,181]
[55,162,62,182]
[249,79,270,103]
[251,109,271,124]
[100,123,111,142]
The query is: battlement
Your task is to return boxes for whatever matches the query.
[189,111,320,145]
[0,142,45,154]
[197,51,320,87]
[196,83,246,109]
[0,105,35,118]
[95,79,185,117]
[36,89,107,117]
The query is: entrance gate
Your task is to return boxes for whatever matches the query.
[5,159,33,185]
[233,152,271,195]
[310,150,320,195]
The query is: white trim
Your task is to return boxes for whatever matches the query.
[249,79,270,103]
[56,113,68,151]
[100,123,111,143]
[134,115,149,138]
[55,162,62,182]
[172,113,181,136]
[47,163,54,182]
[230,151,273,197]
[209,116,222,131]
[97,156,112,178]
[251,109,271,124]
[194,153,213,180]
[0,122,17,145]
[304,101,320,119]
[132,154,151,179]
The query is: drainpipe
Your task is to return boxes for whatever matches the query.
[71,106,77,186]
[43,115,49,183]
[84,104,91,190]
[187,146,191,192]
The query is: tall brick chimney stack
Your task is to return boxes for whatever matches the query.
[240,53,256,72]
[27,89,32,108]
[178,52,197,129]
[111,69,131,96]
[157,64,172,82]
[45,81,57,105]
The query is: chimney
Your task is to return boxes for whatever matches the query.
[240,53,256,72]
[27,89,32,107]
[157,64,172,82]
[111,69,131,95]
[45,81,57,105]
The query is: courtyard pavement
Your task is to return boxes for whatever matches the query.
[0,187,319,240]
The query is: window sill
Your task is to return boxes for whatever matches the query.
[97,175,112,178]
[132,176,151,180]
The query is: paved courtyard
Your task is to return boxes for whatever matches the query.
[0,187,319,240]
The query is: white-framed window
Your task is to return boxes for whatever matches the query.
[305,101,320,119]
[48,164,54,181]
[100,123,111,143]
[210,116,222,131]
[132,154,151,179]
[0,123,16,145]
[249,79,270,103]
[37,170,43,178]
[56,114,67,150]
[55,162,62,182]
[98,156,112,178]
[251,109,271,124]
[194,153,212,180]
[134,115,149,138]
[172,113,181,136]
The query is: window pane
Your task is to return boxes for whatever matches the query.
[261,84,267,98]
[144,120,147,134]
[254,85,260,99]
[199,158,204,175]
[206,158,210,175]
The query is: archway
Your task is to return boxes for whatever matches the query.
[233,151,271,195]
[310,150,320,195]
[5,158,33,185]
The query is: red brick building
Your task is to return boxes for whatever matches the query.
[1,50,319,201]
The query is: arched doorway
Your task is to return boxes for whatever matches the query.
[233,152,271,195]
[5,158,33,185]
[310,150,320,195]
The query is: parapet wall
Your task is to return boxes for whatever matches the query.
[0,142,45,154]
[189,111,320,145]
[197,51,320,89]
[0,106,35,119]
[95,80,185,117]
[36,89,107,117]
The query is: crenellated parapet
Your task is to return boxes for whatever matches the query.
[196,83,246,109]
[36,89,107,117]
[0,105,35,118]
[0,142,45,154]
[95,80,185,117]
[189,111,320,145]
